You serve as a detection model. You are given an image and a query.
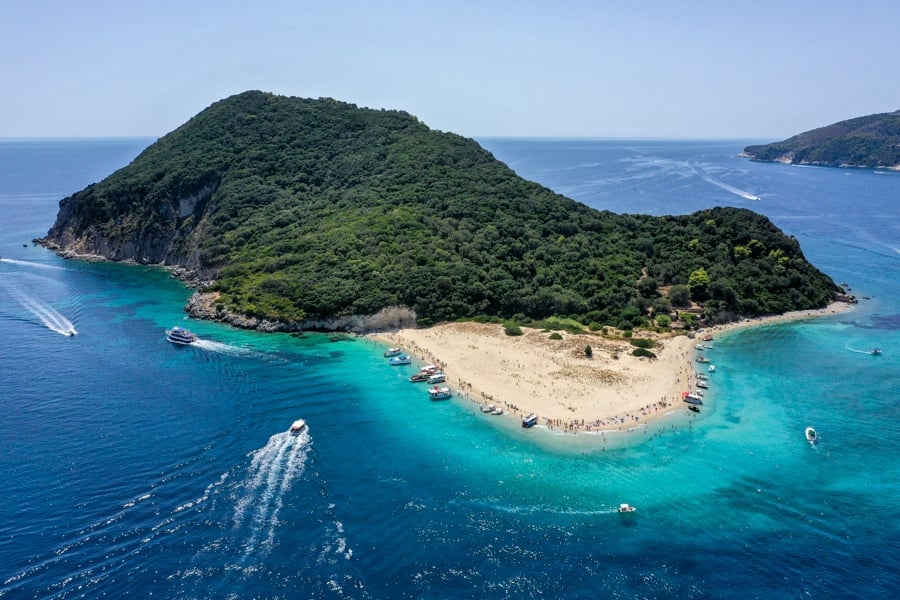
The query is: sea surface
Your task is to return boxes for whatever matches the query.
[1,138,898,598]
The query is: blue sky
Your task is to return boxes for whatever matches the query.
[2,0,897,139]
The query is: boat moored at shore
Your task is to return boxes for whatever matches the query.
[389,354,412,365]
[522,413,538,428]
[428,385,452,400]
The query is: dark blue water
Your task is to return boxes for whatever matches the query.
[1,139,898,598]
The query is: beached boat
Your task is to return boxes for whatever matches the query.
[383,347,403,357]
[682,392,703,405]
[805,426,817,444]
[389,354,412,366]
[696,372,708,380]
[696,356,709,363]
[696,380,709,389]
[688,405,700,413]
[482,404,495,413]
[409,372,430,382]
[290,419,307,434]
[491,407,504,415]
[428,385,452,400]
[522,413,538,428]
[166,326,197,345]
[427,372,446,384]
[617,503,636,513]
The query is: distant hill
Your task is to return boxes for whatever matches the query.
[40,91,840,331]
[744,110,900,169]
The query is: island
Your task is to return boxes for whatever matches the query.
[39,90,841,337]
[743,109,900,169]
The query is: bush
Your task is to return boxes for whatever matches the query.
[584,345,593,358]
[632,347,656,359]
[548,332,563,340]
[504,323,523,336]
[630,337,655,349]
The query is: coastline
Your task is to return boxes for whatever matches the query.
[371,302,854,434]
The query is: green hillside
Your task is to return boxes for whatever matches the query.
[744,110,900,168]
[42,91,839,329]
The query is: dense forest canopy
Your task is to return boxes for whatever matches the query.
[744,110,900,168]
[43,91,839,329]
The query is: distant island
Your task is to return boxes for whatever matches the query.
[39,91,841,332]
[743,110,900,169]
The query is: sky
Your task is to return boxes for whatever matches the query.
[2,0,898,140]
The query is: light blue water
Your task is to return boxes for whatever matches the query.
[1,139,897,598]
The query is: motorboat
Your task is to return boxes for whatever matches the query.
[491,407,504,416]
[522,413,538,428]
[383,347,403,357]
[696,373,708,380]
[696,380,708,389]
[428,386,452,400]
[409,372,431,383]
[290,419,307,434]
[389,354,412,366]
[166,326,197,345]
[617,503,636,513]
[688,405,700,413]
[708,365,716,372]
[427,372,446,384]
[871,348,882,355]
[805,426,817,444]
[696,356,709,363]
[682,392,703,405]
[482,404,495,413]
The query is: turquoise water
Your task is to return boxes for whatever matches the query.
[1,139,897,598]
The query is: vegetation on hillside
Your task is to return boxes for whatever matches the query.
[44,91,840,329]
[744,110,900,168]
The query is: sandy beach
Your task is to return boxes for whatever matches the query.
[372,302,853,432]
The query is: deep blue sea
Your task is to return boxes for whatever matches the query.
[1,138,898,599]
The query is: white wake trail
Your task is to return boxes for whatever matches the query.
[0,257,67,270]
[6,287,77,335]
[690,162,760,201]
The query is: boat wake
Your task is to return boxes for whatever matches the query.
[845,345,881,356]
[690,162,761,201]
[6,287,77,335]
[192,338,261,358]
[230,429,312,556]
[0,257,67,270]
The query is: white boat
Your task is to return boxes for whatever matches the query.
[428,385,452,400]
[805,426,817,444]
[682,393,703,405]
[708,365,716,372]
[427,372,446,384]
[166,326,197,345]
[491,407,504,416]
[481,404,495,413]
[871,348,882,355]
[522,413,538,428]
[383,347,403,357]
[389,354,412,365]
[290,419,307,434]
[617,503,636,513]
[696,380,709,389]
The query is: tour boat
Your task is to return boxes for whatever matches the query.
[166,326,197,345]
[427,372,446,384]
[617,503,636,513]
[682,392,703,405]
[290,419,307,434]
[383,347,403,357]
[389,354,412,366]
[805,426,817,444]
[522,413,538,428]
[428,385,452,400]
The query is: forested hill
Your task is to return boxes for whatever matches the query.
[41,91,839,330]
[743,110,900,169]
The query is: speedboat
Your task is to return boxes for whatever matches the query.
[522,413,538,428]
[482,404,495,413]
[688,405,700,413]
[491,407,504,416]
[383,347,403,357]
[290,419,307,434]
[805,426,817,444]
[617,503,636,513]
[871,348,882,355]
[166,326,197,345]
[389,354,412,366]
[428,386,452,400]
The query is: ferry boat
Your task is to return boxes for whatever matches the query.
[290,419,307,434]
[522,413,538,428]
[428,386,452,400]
[383,347,403,357]
[166,326,197,345]
[389,354,412,366]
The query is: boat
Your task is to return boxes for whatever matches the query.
[696,356,709,363]
[682,392,703,405]
[871,348,882,355]
[409,372,431,382]
[522,413,538,428]
[617,503,636,513]
[482,404,495,413]
[383,347,403,357]
[708,365,716,372]
[166,326,197,345]
[389,354,412,366]
[696,380,708,389]
[427,372,446,384]
[696,373,708,380]
[428,386,452,400]
[805,426,817,444]
[491,407,504,416]
[702,334,714,341]
[289,419,307,434]
[688,405,700,413]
